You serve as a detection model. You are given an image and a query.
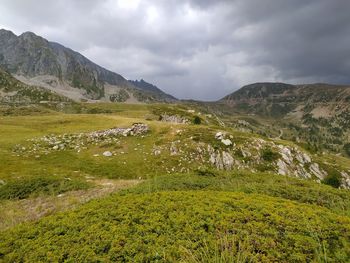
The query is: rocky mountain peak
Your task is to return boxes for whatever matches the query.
[0,28,177,102]
[0,29,16,37]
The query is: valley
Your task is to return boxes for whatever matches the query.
[0,28,349,262]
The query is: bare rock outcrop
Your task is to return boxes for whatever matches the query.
[160,114,189,124]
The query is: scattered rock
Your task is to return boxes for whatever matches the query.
[14,123,149,156]
[277,159,288,175]
[170,143,178,156]
[238,120,250,126]
[295,151,311,164]
[153,147,161,156]
[309,163,327,180]
[278,145,293,164]
[341,172,350,189]
[103,151,112,157]
[221,138,232,146]
[222,151,234,169]
[215,132,224,140]
[160,114,189,124]
[90,123,149,138]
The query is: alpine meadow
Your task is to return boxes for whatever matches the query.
[0,1,350,262]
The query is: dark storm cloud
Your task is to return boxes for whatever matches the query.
[0,0,349,100]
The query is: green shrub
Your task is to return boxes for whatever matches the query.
[322,172,342,188]
[344,143,350,157]
[1,191,349,262]
[129,172,350,216]
[261,147,281,161]
[255,163,275,172]
[0,176,90,200]
[195,167,217,177]
[193,116,202,125]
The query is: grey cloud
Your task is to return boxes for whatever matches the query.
[0,0,350,100]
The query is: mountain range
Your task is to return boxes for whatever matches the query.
[0,28,349,155]
[0,29,175,102]
[1,27,350,262]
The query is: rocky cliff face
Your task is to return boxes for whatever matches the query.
[0,29,174,102]
[0,68,70,104]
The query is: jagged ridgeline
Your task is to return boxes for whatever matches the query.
[0,29,176,102]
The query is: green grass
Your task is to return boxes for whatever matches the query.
[0,102,349,262]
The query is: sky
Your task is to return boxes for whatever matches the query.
[1,0,350,100]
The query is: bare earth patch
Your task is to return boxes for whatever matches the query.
[0,179,141,230]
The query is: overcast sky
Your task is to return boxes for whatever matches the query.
[1,0,350,100]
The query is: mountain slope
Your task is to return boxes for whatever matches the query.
[129,79,177,101]
[221,82,350,117]
[0,67,71,104]
[0,29,174,102]
[218,82,350,155]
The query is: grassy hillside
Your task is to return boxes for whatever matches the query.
[0,102,349,262]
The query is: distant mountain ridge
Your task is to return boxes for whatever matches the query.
[128,79,177,101]
[218,82,350,154]
[220,82,350,118]
[0,29,175,102]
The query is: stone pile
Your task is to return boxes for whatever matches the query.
[13,123,149,156]
[160,114,189,124]
[89,123,149,138]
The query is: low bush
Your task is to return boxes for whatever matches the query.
[344,143,350,157]
[1,191,349,262]
[193,116,202,125]
[129,172,350,216]
[322,172,342,188]
[261,147,281,161]
[195,167,217,177]
[0,176,90,200]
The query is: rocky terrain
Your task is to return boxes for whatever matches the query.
[212,82,350,156]
[0,68,71,104]
[12,113,350,189]
[0,29,175,102]
[13,123,149,156]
